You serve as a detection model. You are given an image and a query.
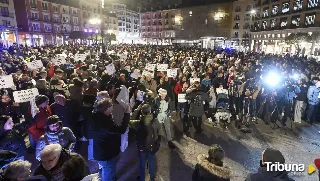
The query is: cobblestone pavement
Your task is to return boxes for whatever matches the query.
[26,115,320,181]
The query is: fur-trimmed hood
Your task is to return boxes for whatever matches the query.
[197,154,231,179]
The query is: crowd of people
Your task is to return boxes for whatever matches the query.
[0,43,319,181]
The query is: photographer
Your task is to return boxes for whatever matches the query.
[294,79,308,123]
[186,81,211,133]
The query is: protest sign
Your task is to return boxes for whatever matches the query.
[74,54,87,62]
[145,63,156,71]
[26,60,43,70]
[116,86,129,109]
[105,63,116,75]
[136,90,145,101]
[178,94,187,103]
[190,78,200,85]
[0,75,14,89]
[216,88,228,95]
[157,64,168,71]
[167,69,177,78]
[30,98,38,118]
[52,57,66,66]
[130,69,140,79]
[13,88,39,103]
[142,70,153,78]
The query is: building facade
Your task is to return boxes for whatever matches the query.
[231,0,256,51]
[14,0,82,46]
[110,3,140,43]
[0,0,18,47]
[177,3,233,48]
[140,9,182,44]
[251,0,320,54]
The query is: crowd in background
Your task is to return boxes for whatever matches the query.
[0,44,319,181]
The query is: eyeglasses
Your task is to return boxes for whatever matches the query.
[41,156,57,164]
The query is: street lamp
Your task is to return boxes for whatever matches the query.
[250,9,256,14]
[89,18,101,25]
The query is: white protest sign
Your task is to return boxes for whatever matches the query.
[0,75,14,89]
[130,69,140,79]
[56,54,67,58]
[157,64,168,71]
[216,88,228,95]
[2,50,8,53]
[136,90,145,101]
[188,59,194,66]
[129,95,135,108]
[74,54,87,62]
[26,60,43,70]
[30,97,38,118]
[105,63,116,75]
[216,54,223,58]
[167,69,177,78]
[178,94,187,103]
[118,54,127,61]
[52,56,66,66]
[116,86,129,109]
[190,78,200,84]
[13,88,39,103]
[145,63,156,72]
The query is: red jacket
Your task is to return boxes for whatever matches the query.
[174,82,183,95]
[28,106,52,141]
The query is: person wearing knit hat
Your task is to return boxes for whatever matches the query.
[35,95,49,108]
[245,148,294,181]
[35,115,76,161]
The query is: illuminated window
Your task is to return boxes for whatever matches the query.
[277,34,280,38]
[262,21,268,29]
[282,2,290,13]
[294,0,303,11]
[305,13,316,26]
[308,0,319,8]
[291,15,300,27]
[272,5,279,15]
[263,8,269,18]
[280,17,287,28]
[271,19,276,28]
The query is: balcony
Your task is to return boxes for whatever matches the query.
[72,11,78,16]
[42,6,48,11]
[0,0,9,4]
[243,25,250,29]
[43,18,51,22]
[1,12,14,18]
[53,20,60,24]
[234,18,240,21]
[30,16,40,21]
[233,26,239,29]
[243,34,250,38]
[235,8,241,12]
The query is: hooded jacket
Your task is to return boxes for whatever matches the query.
[35,122,76,160]
[192,154,231,181]
[186,87,211,117]
[245,166,294,181]
[27,106,52,141]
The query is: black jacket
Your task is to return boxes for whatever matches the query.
[245,166,294,181]
[92,111,130,161]
[192,154,231,181]
[295,85,308,102]
[50,100,81,129]
[131,110,159,152]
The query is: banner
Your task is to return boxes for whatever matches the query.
[13,88,39,103]
[26,60,43,70]
[0,75,14,89]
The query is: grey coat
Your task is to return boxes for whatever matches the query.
[36,126,76,160]
[186,87,211,117]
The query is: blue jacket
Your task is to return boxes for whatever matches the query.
[307,85,320,105]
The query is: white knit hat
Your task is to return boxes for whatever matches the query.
[158,88,167,96]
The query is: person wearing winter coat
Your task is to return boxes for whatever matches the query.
[28,95,52,149]
[294,79,308,123]
[34,144,87,181]
[201,74,212,92]
[62,153,94,181]
[152,88,175,149]
[307,77,320,123]
[1,160,32,181]
[177,82,191,133]
[130,104,160,181]
[0,89,21,123]
[140,75,157,97]
[36,115,76,161]
[0,115,28,160]
[92,98,130,181]
[186,81,211,133]
[245,148,294,181]
[192,144,231,181]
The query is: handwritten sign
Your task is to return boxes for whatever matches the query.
[74,54,87,62]
[26,60,43,70]
[167,69,177,78]
[178,94,187,103]
[105,63,116,75]
[157,64,168,71]
[190,78,200,85]
[116,86,129,109]
[13,88,39,103]
[145,63,156,72]
[52,56,66,66]
[0,75,14,89]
